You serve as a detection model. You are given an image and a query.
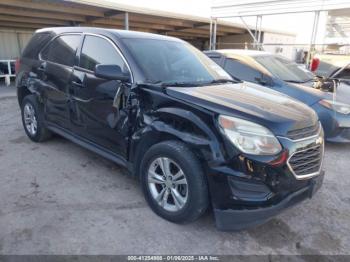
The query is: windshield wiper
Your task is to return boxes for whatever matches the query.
[161,81,202,87]
[301,78,315,83]
[209,78,241,84]
[139,79,240,88]
[284,80,302,83]
[284,78,314,84]
[138,80,203,88]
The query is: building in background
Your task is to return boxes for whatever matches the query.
[0,0,297,60]
[0,30,32,59]
[324,9,350,54]
[216,30,296,59]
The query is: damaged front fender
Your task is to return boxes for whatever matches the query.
[129,106,226,176]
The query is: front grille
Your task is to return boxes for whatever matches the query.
[287,123,320,140]
[288,145,323,179]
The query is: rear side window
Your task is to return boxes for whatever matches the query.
[224,58,261,83]
[41,35,81,67]
[22,32,52,59]
[79,35,128,73]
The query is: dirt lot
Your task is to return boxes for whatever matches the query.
[0,88,349,255]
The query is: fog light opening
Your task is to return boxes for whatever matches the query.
[269,150,289,167]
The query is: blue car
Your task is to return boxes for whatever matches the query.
[205,49,350,142]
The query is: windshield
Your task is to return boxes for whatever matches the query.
[122,38,231,85]
[255,55,314,83]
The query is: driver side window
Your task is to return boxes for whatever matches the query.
[80,35,129,75]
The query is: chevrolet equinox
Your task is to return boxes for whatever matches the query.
[16,27,325,230]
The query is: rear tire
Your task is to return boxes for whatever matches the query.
[140,140,209,224]
[21,95,52,142]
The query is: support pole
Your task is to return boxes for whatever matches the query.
[307,11,320,68]
[254,16,258,48]
[6,61,11,86]
[240,16,259,48]
[257,15,263,50]
[124,12,129,30]
[209,18,217,50]
[213,18,217,50]
[209,18,213,50]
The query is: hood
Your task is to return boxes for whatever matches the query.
[296,80,350,104]
[279,80,329,105]
[166,82,319,136]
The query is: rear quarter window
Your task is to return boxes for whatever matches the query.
[40,34,81,67]
[21,32,53,59]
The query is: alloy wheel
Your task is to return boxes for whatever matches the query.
[147,157,188,212]
[23,103,38,136]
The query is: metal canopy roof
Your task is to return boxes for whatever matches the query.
[0,0,247,40]
[212,0,350,18]
[326,8,350,41]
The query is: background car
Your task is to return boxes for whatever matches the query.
[205,49,350,143]
[313,53,350,81]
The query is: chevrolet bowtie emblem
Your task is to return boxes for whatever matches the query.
[315,136,323,145]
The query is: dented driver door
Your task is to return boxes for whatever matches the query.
[68,34,131,159]
[69,67,130,158]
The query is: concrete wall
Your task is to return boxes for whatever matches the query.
[263,32,296,59]
[0,30,33,59]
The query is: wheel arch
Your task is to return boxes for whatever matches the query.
[16,70,44,106]
[129,107,225,177]
[17,85,32,106]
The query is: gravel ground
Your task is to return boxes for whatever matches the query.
[0,88,349,255]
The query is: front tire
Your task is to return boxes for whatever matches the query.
[140,140,209,224]
[21,95,52,142]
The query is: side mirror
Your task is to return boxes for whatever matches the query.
[255,74,272,86]
[94,64,130,82]
[314,76,339,92]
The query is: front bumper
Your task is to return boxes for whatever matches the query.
[214,171,324,231]
[312,103,350,143]
[207,127,325,231]
[326,127,350,143]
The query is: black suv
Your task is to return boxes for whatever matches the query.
[16,27,325,230]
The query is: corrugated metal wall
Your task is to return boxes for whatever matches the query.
[0,30,33,59]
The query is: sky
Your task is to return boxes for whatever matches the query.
[104,0,327,44]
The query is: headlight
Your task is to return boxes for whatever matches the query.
[319,99,350,115]
[218,115,282,155]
